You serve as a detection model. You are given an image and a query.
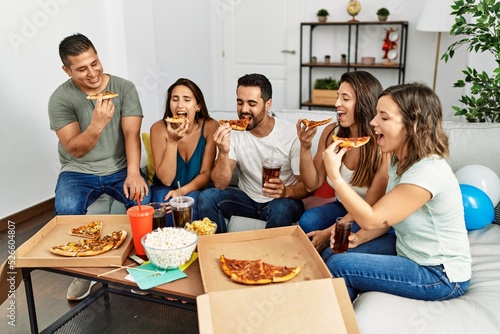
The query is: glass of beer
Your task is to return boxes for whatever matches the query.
[262,157,283,186]
[332,217,353,254]
[170,196,194,228]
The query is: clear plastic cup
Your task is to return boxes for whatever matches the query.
[170,196,194,228]
[262,157,283,186]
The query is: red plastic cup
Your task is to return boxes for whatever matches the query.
[127,205,154,256]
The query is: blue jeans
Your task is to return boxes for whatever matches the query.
[54,169,151,215]
[150,182,201,227]
[299,200,347,233]
[326,252,470,302]
[198,187,305,233]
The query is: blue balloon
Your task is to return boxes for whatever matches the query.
[460,184,494,230]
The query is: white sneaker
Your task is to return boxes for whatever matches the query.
[67,278,97,301]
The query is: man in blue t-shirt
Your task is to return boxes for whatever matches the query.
[48,33,150,301]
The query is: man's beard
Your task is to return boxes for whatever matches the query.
[244,106,267,131]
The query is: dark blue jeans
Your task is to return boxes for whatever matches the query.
[54,169,151,215]
[198,187,305,233]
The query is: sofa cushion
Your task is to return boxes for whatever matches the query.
[141,132,155,186]
[443,121,500,176]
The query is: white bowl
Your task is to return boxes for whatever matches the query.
[141,227,198,269]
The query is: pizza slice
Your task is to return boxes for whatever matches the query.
[300,118,333,128]
[75,238,114,257]
[86,90,119,100]
[220,255,272,285]
[219,255,300,285]
[48,241,82,257]
[218,118,250,131]
[68,221,103,239]
[100,229,128,249]
[263,261,301,283]
[165,116,189,124]
[332,135,370,148]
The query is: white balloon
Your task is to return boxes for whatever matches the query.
[455,164,500,207]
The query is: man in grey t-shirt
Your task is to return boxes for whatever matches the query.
[48,33,150,301]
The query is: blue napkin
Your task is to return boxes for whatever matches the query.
[127,262,186,290]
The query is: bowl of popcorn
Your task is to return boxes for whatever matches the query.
[185,217,217,235]
[141,227,198,269]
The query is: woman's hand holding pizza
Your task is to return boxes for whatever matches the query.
[165,118,189,141]
[296,119,318,150]
[323,140,349,186]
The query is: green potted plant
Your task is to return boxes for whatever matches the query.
[324,55,331,64]
[317,9,329,23]
[442,0,500,122]
[312,77,339,105]
[376,8,390,22]
[341,53,347,64]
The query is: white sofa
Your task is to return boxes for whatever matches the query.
[90,110,500,333]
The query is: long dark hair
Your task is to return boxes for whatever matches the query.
[163,78,211,122]
[328,71,383,187]
[380,82,449,175]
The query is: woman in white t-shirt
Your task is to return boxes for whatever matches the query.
[323,82,471,301]
[297,71,392,254]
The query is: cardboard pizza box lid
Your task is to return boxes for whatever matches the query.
[197,277,359,333]
[197,226,332,293]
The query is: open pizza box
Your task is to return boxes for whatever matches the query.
[15,215,133,268]
[196,226,359,333]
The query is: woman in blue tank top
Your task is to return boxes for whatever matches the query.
[150,78,219,226]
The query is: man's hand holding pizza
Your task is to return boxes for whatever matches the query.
[90,94,115,132]
[213,123,232,156]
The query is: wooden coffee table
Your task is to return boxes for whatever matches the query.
[22,250,204,333]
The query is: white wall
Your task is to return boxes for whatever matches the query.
[0,0,494,218]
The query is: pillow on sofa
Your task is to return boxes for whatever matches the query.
[141,132,155,186]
